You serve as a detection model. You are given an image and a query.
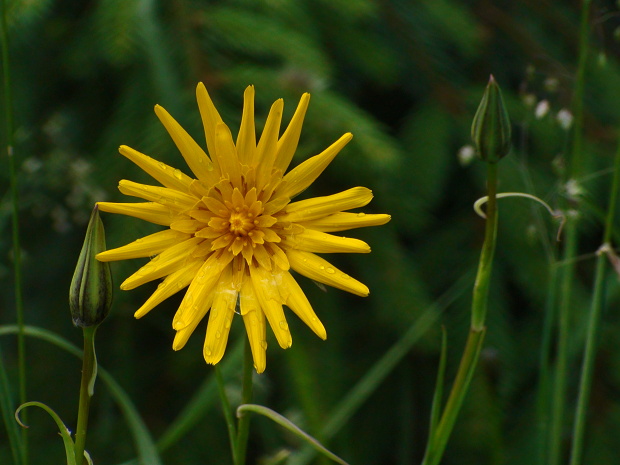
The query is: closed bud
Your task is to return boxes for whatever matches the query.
[471,75,512,163]
[70,205,112,327]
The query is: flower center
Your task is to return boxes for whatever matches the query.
[228,210,255,236]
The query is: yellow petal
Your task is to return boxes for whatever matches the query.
[286,249,369,297]
[134,260,202,319]
[280,187,373,223]
[170,219,203,234]
[172,290,214,351]
[281,271,326,339]
[119,145,193,192]
[121,237,203,290]
[97,229,190,262]
[154,103,220,185]
[172,250,234,329]
[97,202,176,226]
[204,266,238,365]
[299,212,391,232]
[240,277,267,372]
[274,93,310,173]
[281,229,370,254]
[275,133,352,200]
[249,266,292,348]
[196,82,224,175]
[214,123,242,187]
[118,180,198,212]
[242,309,267,373]
[255,99,284,190]
[236,85,256,164]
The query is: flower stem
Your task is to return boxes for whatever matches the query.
[215,364,238,464]
[422,162,498,465]
[235,338,254,465]
[74,326,97,465]
[569,136,620,465]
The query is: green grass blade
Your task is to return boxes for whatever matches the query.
[0,325,162,465]
[427,327,448,450]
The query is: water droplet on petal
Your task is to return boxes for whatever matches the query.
[326,267,335,274]
[319,265,325,270]
[279,320,289,330]
[205,348,212,356]
[260,340,268,350]
[174,169,183,179]
[158,162,166,169]
[225,318,232,329]
[215,330,221,339]
[135,238,144,243]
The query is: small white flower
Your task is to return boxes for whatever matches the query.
[457,145,476,166]
[556,109,573,130]
[535,100,550,119]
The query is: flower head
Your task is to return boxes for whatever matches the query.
[97,84,390,372]
[70,205,113,328]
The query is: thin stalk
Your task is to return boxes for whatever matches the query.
[74,326,97,465]
[569,137,620,465]
[235,338,254,465]
[1,0,26,415]
[535,263,559,465]
[548,1,592,463]
[215,364,238,464]
[421,162,498,465]
[1,3,27,463]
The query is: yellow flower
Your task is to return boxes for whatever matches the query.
[97,84,390,373]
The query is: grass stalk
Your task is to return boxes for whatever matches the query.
[569,135,620,465]
[1,2,27,463]
[548,1,592,463]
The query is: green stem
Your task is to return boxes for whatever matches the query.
[235,338,254,465]
[1,0,27,447]
[74,326,97,465]
[215,364,238,464]
[548,2,591,463]
[422,162,498,465]
[569,136,620,465]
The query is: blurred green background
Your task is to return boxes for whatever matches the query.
[2,0,620,464]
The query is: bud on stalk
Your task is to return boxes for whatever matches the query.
[70,205,112,327]
[471,75,512,163]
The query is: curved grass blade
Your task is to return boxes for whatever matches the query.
[15,401,77,465]
[237,404,349,465]
[0,325,162,465]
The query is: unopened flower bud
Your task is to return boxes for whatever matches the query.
[70,205,112,327]
[471,75,512,163]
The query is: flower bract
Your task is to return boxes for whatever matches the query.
[97,83,390,373]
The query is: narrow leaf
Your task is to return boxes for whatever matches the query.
[427,327,448,450]
[15,401,77,465]
[237,404,349,465]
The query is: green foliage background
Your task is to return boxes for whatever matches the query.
[2,0,620,464]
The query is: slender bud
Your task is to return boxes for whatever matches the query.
[70,205,113,327]
[471,75,512,163]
